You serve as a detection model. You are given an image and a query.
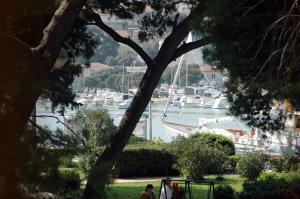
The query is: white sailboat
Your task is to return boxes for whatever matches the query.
[211,94,229,109]
[161,32,247,141]
[161,120,198,138]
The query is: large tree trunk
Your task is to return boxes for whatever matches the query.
[0,33,43,199]
[84,66,164,199]
[0,0,85,197]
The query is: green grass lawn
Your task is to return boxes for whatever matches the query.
[105,175,243,199]
[60,167,244,199]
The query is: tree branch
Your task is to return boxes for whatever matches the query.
[29,118,76,147]
[90,11,154,67]
[154,12,195,67]
[31,114,86,147]
[172,37,211,61]
[33,0,86,70]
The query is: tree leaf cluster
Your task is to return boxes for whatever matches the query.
[68,108,116,174]
[201,0,300,129]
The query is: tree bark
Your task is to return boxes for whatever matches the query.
[0,0,85,197]
[84,66,164,198]
[0,32,42,199]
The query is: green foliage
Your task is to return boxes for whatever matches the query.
[69,108,116,174]
[44,64,83,114]
[127,135,149,145]
[126,136,169,151]
[58,155,78,168]
[59,170,81,191]
[214,185,235,199]
[192,133,235,155]
[240,172,300,199]
[160,64,204,86]
[224,155,241,173]
[70,108,116,147]
[281,147,299,172]
[114,46,144,65]
[171,133,234,178]
[201,0,300,128]
[78,146,105,175]
[237,152,266,181]
[115,148,177,177]
[1,0,98,113]
[269,154,299,173]
[84,67,144,91]
[177,143,227,179]
[88,27,120,64]
[0,124,81,197]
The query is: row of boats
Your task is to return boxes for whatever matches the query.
[74,86,230,110]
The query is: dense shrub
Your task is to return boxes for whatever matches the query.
[214,185,235,199]
[237,152,266,180]
[239,190,285,199]
[177,143,227,179]
[239,172,300,199]
[269,148,299,172]
[114,148,177,177]
[170,133,234,178]
[281,147,299,172]
[60,170,81,190]
[127,135,149,145]
[192,133,235,155]
[125,137,169,151]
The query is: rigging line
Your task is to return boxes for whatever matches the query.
[163,32,193,119]
[191,52,249,131]
[162,47,186,118]
[165,129,172,143]
[191,51,214,88]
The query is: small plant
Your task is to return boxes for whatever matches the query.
[214,185,235,199]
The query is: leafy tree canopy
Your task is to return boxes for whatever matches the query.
[201,0,300,129]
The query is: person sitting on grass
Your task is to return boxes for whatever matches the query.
[140,184,156,199]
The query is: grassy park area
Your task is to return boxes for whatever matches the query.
[105,176,243,199]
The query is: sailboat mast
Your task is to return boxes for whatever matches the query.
[162,32,193,118]
[186,62,188,86]
[162,52,185,118]
[122,63,124,93]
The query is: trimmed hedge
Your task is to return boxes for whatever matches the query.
[115,148,177,177]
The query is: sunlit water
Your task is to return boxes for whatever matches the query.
[36,103,250,142]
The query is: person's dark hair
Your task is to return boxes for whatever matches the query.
[164,177,172,183]
[146,184,154,189]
